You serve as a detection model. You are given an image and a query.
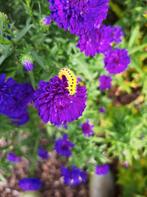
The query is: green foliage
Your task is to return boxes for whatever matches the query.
[118,158,147,196]
[0,0,147,195]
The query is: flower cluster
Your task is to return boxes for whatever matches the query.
[0,1,132,191]
[48,0,130,79]
[77,25,123,57]
[34,68,87,127]
[48,0,109,36]
[0,74,34,125]
[61,166,87,186]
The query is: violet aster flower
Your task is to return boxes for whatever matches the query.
[18,178,42,191]
[41,16,52,26]
[21,55,34,71]
[7,152,21,163]
[104,48,130,74]
[61,166,87,186]
[48,0,109,36]
[37,147,49,160]
[77,25,123,57]
[54,134,74,157]
[99,75,112,91]
[99,106,106,113]
[95,164,110,176]
[34,68,87,127]
[0,74,34,125]
[81,120,94,137]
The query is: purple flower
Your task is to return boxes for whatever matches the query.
[42,16,52,26]
[7,152,21,163]
[18,178,42,191]
[95,164,110,176]
[61,166,87,186]
[99,75,112,91]
[23,60,34,71]
[77,25,123,57]
[34,68,87,127]
[0,74,34,125]
[54,134,74,157]
[81,120,94,137]
[111,26,124,43]
[37,147,49,160]
[21,55,34,71]
[99,106,106,113]
[48,0,109,36]
[104,49,130,74]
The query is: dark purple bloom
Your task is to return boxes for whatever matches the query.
[48,0,109,36]
[0,74,34,125]
[34,69,87,127]
[104,48,130,74]
[99,75,112,91]
[42,16,52,25]
[7,152,21,163]
[77,25,123,57]
[18,178,42,191]
[81,120,94,137]
[99,106,106,113]
[37,147,49,160]
[95,164,110,175]
[54,134,74,157]
[61,166,87,186]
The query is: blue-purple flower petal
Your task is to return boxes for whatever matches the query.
[95,164,110,176]
[38,147,49,160]
[81,120,94,137]
[104,49,130,74]
[99,75,112,91]
[0,74,34,125]
[54,134,74,157]
[18,178,42,191]
[61,166,87,186]
[7,152,21,163]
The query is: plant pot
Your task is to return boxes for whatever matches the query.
[89,173,114,197]
[20,191,42,197]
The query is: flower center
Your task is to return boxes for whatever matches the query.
[61,141,69,150]
[58,68,77,95]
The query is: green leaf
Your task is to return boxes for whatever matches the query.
[14,19,33,41]
[128,25,140,49]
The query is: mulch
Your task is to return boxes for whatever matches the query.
[0,151,89,197]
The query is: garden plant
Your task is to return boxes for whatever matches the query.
[0,0,147,196]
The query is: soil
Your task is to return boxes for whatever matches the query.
[0,151,89,197]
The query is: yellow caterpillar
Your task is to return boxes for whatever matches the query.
[58,68,77,95]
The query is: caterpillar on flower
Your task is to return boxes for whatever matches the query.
[58,68,77,95]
